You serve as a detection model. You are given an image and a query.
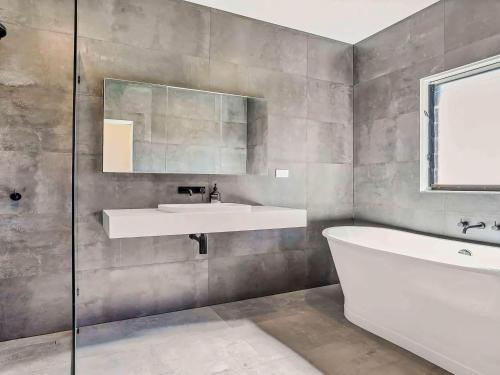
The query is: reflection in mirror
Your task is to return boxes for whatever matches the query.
[103,79,267,175]
[103,119,134,172]
[420,55,500,191]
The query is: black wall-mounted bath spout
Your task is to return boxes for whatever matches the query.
[189,233,207,254]
[462,222,486,234]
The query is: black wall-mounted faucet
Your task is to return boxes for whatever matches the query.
[178,186,206,197]
[459,220,486,234]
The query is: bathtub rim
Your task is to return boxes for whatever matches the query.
[322,223,500,276]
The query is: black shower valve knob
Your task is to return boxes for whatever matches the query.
[10,190,22,201]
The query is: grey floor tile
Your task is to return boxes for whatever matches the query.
[1,285,449,375]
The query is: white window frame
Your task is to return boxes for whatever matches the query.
[419,53,500,193]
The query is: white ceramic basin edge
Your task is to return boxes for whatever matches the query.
[103,205,307,239]
[158,203,251,213]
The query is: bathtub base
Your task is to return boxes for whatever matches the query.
[345,306,479,375]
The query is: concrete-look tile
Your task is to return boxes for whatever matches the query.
[444,33,500,70]
[33,152,72,215]
[241,355,323,374]
[209,161,307,208]
[0,273,71,341]
[354,162,445,214]
[0,151,71,216]
[302,331,441,375]
[210,9,308,76]
[152,173,209,204]
[353,163,397,207]
[208,250,306,305]
[307,36,353,85]
[305,219,352,253]
[247,68,307,118]
[118,234,201,268]
[307,79,352,124]
[354,116,397,166]
[0,213,70,254]
[305,247,338,288]
[0,23,73,91]
[77,215,121,272]
[395,111,419,163]
[444,193,500,216]
[78,0,210,58]
[210,228,306,259]
[209,59,249,95]
[0,331,71,375]
[255,307,350,353]
[444,0,500,52]
[78,306,226,347]
[354,1,444,83]
[0,0,74,34]
[0,228,70,280]
[354,56,444,127]
[267,115,308,163]
[307,163,353,221]
[77,95,104,156]
[77,37,210,97]
[0,86,73,154]
[77,260,209,326]
[353,203,447,237]
[307,120,352,164]
[0,150,38,215]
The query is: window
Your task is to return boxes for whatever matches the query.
[420,54,500,192]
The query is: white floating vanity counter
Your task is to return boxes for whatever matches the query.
[103,204,307,239]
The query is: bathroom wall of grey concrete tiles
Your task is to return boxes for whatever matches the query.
[353,0,500,244]
[0,0,74,341]
[75,0,353,326]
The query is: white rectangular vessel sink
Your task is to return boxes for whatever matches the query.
[103,205,306,239]
[158,203,251,213]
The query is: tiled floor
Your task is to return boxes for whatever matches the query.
[0,285,449,374]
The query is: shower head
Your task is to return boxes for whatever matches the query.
[0,23,6,40]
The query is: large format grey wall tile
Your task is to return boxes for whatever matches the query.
[353,0,500,244]
[208,250,306,305]
[0,2,74,342]
[354,2,444,83]
[77,260,208,326]
[307,36,353,85]
[78,0,210,58]
[0,0,74,34]
[0,272,72,341]
[78,37,210,97]
[210,9,308,76]
[247,68,308,118]
[444,0,500,52]
[72,0,353,329]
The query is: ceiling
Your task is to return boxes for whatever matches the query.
[185,0,440,44]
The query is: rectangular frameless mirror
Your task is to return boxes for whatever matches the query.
[103,79,268,175]
[420,54,500,192]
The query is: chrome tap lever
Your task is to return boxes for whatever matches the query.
[457,219,469,228]
[491,221,500,231]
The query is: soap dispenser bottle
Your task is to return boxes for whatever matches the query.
[209,184,221,203]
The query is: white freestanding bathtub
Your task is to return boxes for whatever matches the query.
[323,226,500,375]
